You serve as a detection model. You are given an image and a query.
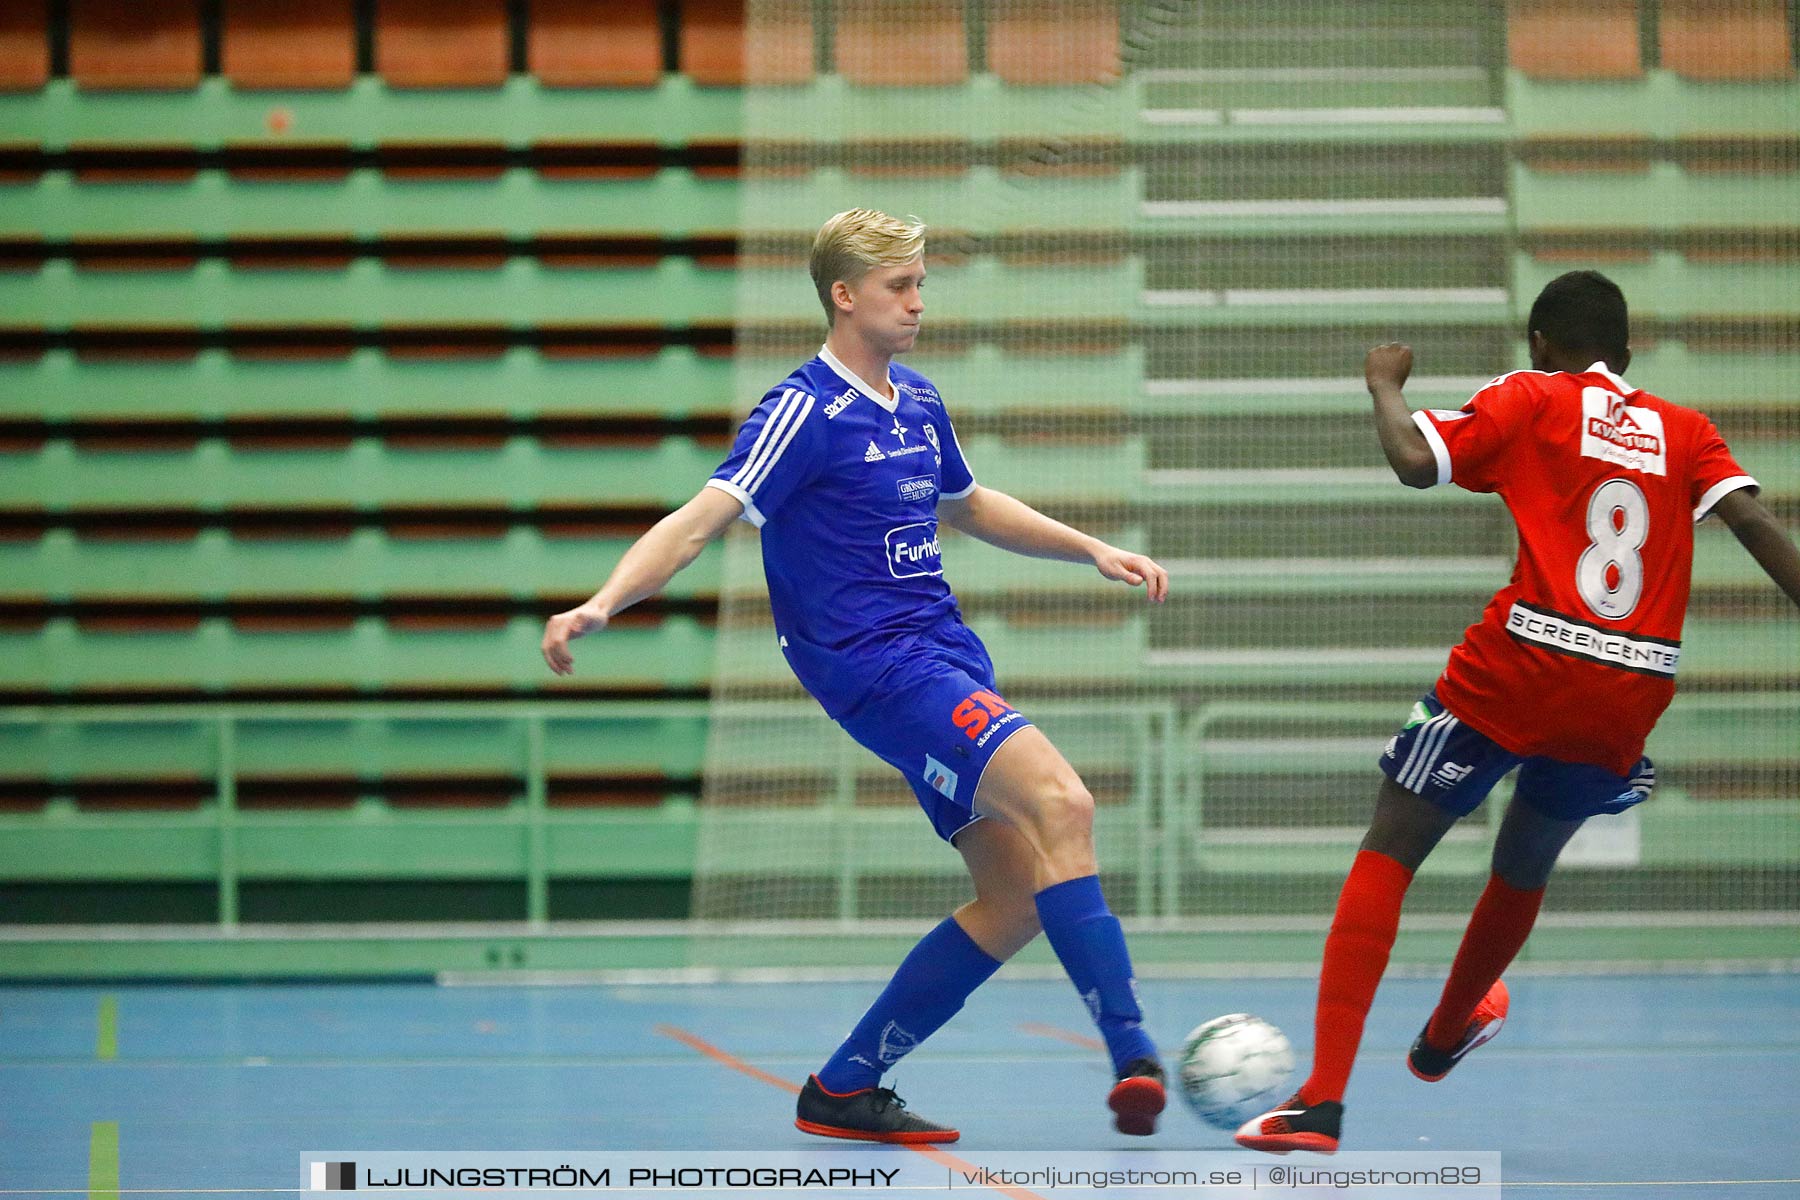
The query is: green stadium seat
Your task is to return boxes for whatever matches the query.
[1511,161,1800,230]
[0,616,712,692]
[0,438,726,509]
[376,0,509,90]
[0,529,723,603]
[7,257,744,326]
[1622,342,1800,412]
[223,0,357,91]
[0,703,710,814]
[1,170,741,238]
[1506,71,1800,137]
[69,0,204,92]
[0,347,737,420]
[1513,252,1800,318]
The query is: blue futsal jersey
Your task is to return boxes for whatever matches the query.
[705,346,979,718]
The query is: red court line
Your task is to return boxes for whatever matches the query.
[653,1023,800,1094]
[654,1023,1050,1200]
[1018,1021,1103,1051]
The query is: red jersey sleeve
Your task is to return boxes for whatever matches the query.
[1688,418,1759,523]
[1410,372,1539,494]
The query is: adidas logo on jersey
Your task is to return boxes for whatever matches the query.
[864,440,886,462]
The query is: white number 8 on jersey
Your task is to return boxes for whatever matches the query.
[1577,478,1649,619]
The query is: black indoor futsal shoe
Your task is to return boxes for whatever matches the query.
[1408,978,1510,1083]
[1235,1093,1343,1155]
[794,1075,959,1144]
[1107,1056,1167,1136]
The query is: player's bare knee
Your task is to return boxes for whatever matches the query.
[1036,773,1096,848]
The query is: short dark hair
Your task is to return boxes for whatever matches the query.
[1526,270,1629,362]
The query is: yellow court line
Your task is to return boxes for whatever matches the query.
[86,1121,119,1200]
[95,996,117,1062]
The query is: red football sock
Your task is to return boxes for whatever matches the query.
[1424,872,1543,1051]
[1298,849,1414,1106]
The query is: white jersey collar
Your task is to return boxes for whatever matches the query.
[819,344,899,413]
[1585,361,1637,395]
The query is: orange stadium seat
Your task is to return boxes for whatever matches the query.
[224,0,357,90]
[681,0,814,86]
[69,0,204,90]
[684,0,746,86]
[529,0,661,87]
[987,0,1121,85]
[0,3,49,92]
[377,0,509,89]
[742,0,817,84]
[1660,0,1795,80]
[835,0,967,86]
[1506,0,1643,79]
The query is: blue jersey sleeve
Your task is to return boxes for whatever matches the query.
[933,405,976,499]
[705,385,824,527]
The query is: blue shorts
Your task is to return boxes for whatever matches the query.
[835,632,1036,844]
[1379,690,1655,821]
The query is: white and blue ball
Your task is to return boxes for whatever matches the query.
[1176,1013,1295,1130]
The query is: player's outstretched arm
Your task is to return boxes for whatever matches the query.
[939,485,1168,602]
[541,486,743,675]
[1365,342,1438,489]
[1714,488,1800,612]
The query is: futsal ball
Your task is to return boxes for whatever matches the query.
[1177,1013,1295,1130]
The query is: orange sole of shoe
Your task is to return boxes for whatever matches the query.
[1107,1076,1166,1136]
[1235,1131,1338,1155]
[794,1118,959,1144]
[1407,1058,1451,1083]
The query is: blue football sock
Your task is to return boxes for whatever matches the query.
[816,915,1002,1094]
[1035,874,1157,1075]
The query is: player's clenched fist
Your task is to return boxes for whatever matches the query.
[1365,342,1413,391]
[541,600,608,675]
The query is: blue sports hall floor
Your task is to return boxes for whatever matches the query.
[3,972,1796,1199]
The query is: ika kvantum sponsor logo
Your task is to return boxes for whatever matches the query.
[1579,387,1666,475]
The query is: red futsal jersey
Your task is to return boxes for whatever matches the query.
[1412,363,1758,775]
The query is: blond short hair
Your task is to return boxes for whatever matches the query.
[809,209,927,324]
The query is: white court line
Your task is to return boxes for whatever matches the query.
[438,951,1800,987]
[1138,288,1221,306]
[1138,108,1224,125]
